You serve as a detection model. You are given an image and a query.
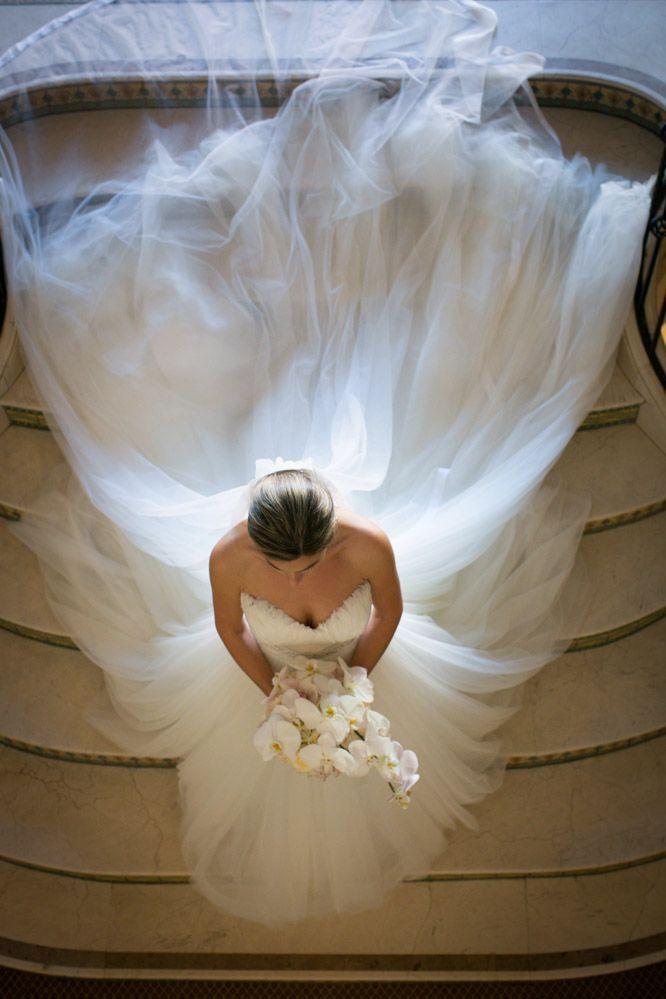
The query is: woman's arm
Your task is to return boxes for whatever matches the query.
[348,526,403,675]
[209,540,275,697]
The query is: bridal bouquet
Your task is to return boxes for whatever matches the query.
[253,655,420,808]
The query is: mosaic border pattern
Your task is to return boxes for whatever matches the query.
[1,397,644,436]
[3,601,664,658]
[2,723,665,771]
[4,497,663,534]
[566,605,666,651]
[0,72,663,136]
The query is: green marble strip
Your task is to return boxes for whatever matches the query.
[505,726,666,769]
[0,734,177,768]
[1,848,664,886]
[0,617,77,649]
[3,405,49,430]
[2,725,664,772]
[583,499,666,534]
[567,606,666,651]
[2,600,664,663]
[2,397,642,436]
[13,494,659,532]
[577,404,641,431]
[409,850,666,883]
[0,502,20,521]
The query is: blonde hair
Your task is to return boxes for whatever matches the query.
[247,468,337,562]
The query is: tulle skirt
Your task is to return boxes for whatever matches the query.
[0,0,655,925]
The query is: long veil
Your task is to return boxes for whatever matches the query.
[0,0,656,924]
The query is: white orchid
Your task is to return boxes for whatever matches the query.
[253,712,302,763]
[316,692,353,743]
[253,654,420,807]
[389,750,420,808]
[297,730,357,776]
[290,654,339,679]
[363,708,391,738]
[336,656,375,703]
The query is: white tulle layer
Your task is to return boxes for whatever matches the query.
[0,0,655,925]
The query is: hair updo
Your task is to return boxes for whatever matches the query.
[247,468,337,562]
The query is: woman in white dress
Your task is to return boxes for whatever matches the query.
[210,468,403,700]
[0,0,656,925]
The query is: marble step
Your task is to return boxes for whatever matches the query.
[1,417,664,532]
[1,506,663,653]
[553,422,666,532]
[1,614,664,767]
[0,735,663,878]
[0,360,646,433]
[0,853,663,973]
[496,616,666,759]
[563,512,665,648]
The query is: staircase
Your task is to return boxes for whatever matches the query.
[0,309,664,980]
[0,96,665,980]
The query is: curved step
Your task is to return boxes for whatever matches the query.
[497,616,666,758]
[0,736,663,877]
[2,507,663,652]
[0,853,664,972]
[563,513,666,649]
[0,360,646,433]
[2,417,665,534]
[2,615,664,768]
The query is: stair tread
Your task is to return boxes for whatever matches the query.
[0,735,664,876]
[1,617,664,762]
[0,851,664,959]
[1,360,644,421]
[2,416,664,527]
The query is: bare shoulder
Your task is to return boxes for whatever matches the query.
[338,508,394,559]
[208,521,250,635]
[210,518,247,560]
[338,510,403,616]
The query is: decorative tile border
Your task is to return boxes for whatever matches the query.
[566,606,666,652]
[0,734,176,768]
[1,719,664,772]
[578,404,642,431]
[1,405,48,430]
[0,72,663,136]
[0,616,77,649]
[583,499,666,534]
[505,726,666,770]
[531,75,665,136]
[2,602,665,661]
[6,498,663,533]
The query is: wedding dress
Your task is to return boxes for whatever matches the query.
[0,0,656,926]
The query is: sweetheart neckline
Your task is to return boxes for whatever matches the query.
[240,579,371,632]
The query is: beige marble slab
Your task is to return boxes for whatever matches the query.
[433,737,666,872]
[566,513,666,638]
[1,732,663,876]
[499,616,666,756]
[0,745,185,873]
[553,423,666,522]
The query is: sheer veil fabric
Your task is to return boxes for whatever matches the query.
[0,0,655,924]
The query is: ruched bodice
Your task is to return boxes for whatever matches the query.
[240,579,373,673]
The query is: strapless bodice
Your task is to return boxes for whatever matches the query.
[240,579,373,673]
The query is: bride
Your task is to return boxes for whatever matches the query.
[0,0,655,926]
[210,467,403,699]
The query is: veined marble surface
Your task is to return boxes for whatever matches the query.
[0,2,664,96]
